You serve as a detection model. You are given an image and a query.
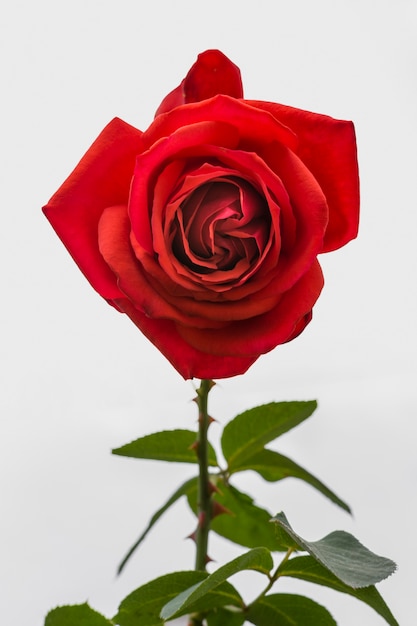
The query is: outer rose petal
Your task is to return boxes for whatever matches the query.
[98,204,225,329]
[177,260,324,358]
[43,118,143,299]
[114,298,257,380]
[247,100,359,252]
[155,50,243,116]
[145,95,298,155]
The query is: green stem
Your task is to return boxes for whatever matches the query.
[247,547,295,609]
[188,380,214,626]
[194,378,214,572]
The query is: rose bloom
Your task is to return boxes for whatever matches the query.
[43,50,359,380]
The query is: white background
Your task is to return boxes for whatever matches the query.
[1,1,416,624]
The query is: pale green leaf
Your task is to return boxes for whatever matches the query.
[272,512,397,587]
[160,548,273,620]
[279,555,399,626]
[182,580,244,617]
[113,430,218,466]
[221,401,317,470]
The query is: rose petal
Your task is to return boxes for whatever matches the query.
[146,95,298,154]
[161,164,273,277]
[171,179,269,275]
[176,260,324,357]
[259,141,329,290]
[130,240,285,316]
[247,99,360,251]
[98,204,225,329]
[129,120,240,254]
[114,298,257,380]
[155,50,243,116]
[43,118,143,299]
[131,144,290,294]
[155,143,323,294]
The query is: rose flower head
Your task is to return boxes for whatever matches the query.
[43,50,359,379]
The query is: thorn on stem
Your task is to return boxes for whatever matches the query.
[189,440,199,455]
[207,480,220,496]
[211,501,233,519]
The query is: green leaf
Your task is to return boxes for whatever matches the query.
[45,603,113,626]
[206,607,245,626]
[246,593,337,626]
[187,477,287,551]
[231,448,350,513]
[112,429,218,466]
[117,476,197,574]
[114,571,207,626]
[279,555,399,626]
[160,548,273,620]
[272,511,397,587]
[182,580,244,617]
[221,401,317,470]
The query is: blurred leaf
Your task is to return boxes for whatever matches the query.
[187,477,287,551]
[117,476,197,574]
[45,604,113,625]
[206,607,245,626]
[114,571,206,625]
[231,448,350,513]
[279,555,399,626]
[272,512,397,587]
[112,429,218,466]
[221,401,317,470]
[182,580,243,617]
[160,548,273,620]
[246,593,336,625]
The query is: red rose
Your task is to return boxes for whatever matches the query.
[43,50,359,379]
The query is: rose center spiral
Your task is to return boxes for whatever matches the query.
[172,177,270,276]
